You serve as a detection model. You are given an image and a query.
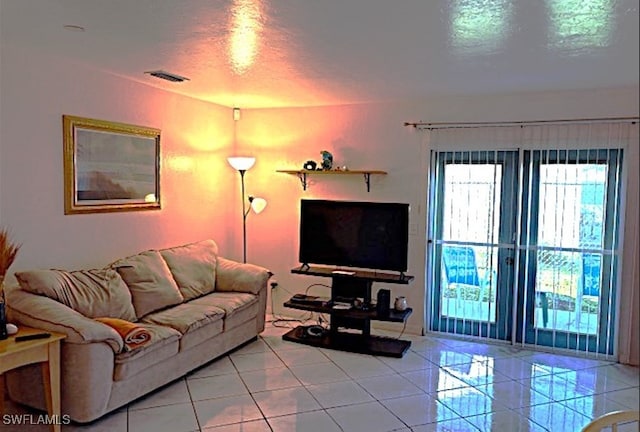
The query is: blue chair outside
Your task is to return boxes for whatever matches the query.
[582,253,601,297]
[442,246,492,307]
[442,246,482,288]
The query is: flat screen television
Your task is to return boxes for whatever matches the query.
[299,199,409,272]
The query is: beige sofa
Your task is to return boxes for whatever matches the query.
[5,240,271,423]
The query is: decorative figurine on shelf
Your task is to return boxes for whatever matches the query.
[320,150,333,170]
[303,160,317,171]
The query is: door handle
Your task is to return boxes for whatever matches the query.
[505,257,515,266]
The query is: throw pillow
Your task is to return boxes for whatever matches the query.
[111,250,184,319]
[15,268,137,321]
[159,239,218,301]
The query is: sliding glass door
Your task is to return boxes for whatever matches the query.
[428,148,623,355]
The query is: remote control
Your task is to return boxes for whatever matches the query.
[15,333,51,342]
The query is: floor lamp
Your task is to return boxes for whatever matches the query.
[227,157,267,263]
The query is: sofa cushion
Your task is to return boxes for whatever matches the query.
[141,302,225,351]
[111,250,184,319]
[176,318,225,351]
[190,292,258,330]
[15,268,136,322]
[141,302,225,334]
[159,240,218,301]
[113,323,181,381]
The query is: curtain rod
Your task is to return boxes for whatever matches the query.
[404,116,639,130]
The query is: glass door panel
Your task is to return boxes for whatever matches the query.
[519,150,621,354]
[430,151,517,340]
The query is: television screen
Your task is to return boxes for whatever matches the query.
[299,199,409,272]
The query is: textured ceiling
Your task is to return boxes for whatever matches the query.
[1,0,638,108]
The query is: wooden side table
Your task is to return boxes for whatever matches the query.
[0,326,66,432]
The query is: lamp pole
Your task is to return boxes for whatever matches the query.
[239,169,247,263]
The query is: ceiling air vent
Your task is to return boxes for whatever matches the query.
[144,70,190,83]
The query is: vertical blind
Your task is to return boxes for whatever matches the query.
[423,120,638,358]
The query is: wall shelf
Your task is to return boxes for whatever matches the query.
[276,169,387,192]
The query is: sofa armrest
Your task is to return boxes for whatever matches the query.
[215,257,271,295]
[6,287,124,353]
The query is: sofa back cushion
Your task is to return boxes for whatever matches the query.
[159,240,218,301]
[15,268,137,321]
[111,250,184,319]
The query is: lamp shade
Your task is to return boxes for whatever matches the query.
[227,157,256,171]
[250,197,267,214]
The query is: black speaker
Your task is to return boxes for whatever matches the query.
[376,289,390,316]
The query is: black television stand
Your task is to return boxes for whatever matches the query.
[282,266,414,357]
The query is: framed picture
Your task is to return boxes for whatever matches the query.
[63,115,161,214]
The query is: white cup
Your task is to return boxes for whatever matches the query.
[394,296,407,311]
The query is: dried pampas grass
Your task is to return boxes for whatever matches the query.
[0,228,21,299]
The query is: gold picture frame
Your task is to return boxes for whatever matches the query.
[63,115,161,214]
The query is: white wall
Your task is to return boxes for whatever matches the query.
[239,87,639,340]
[0,44,238,280]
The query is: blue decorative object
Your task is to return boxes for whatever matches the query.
[320,150,333,170]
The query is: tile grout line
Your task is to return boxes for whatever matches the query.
[265,333,347,431]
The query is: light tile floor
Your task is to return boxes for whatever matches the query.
[3,321,639,432]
